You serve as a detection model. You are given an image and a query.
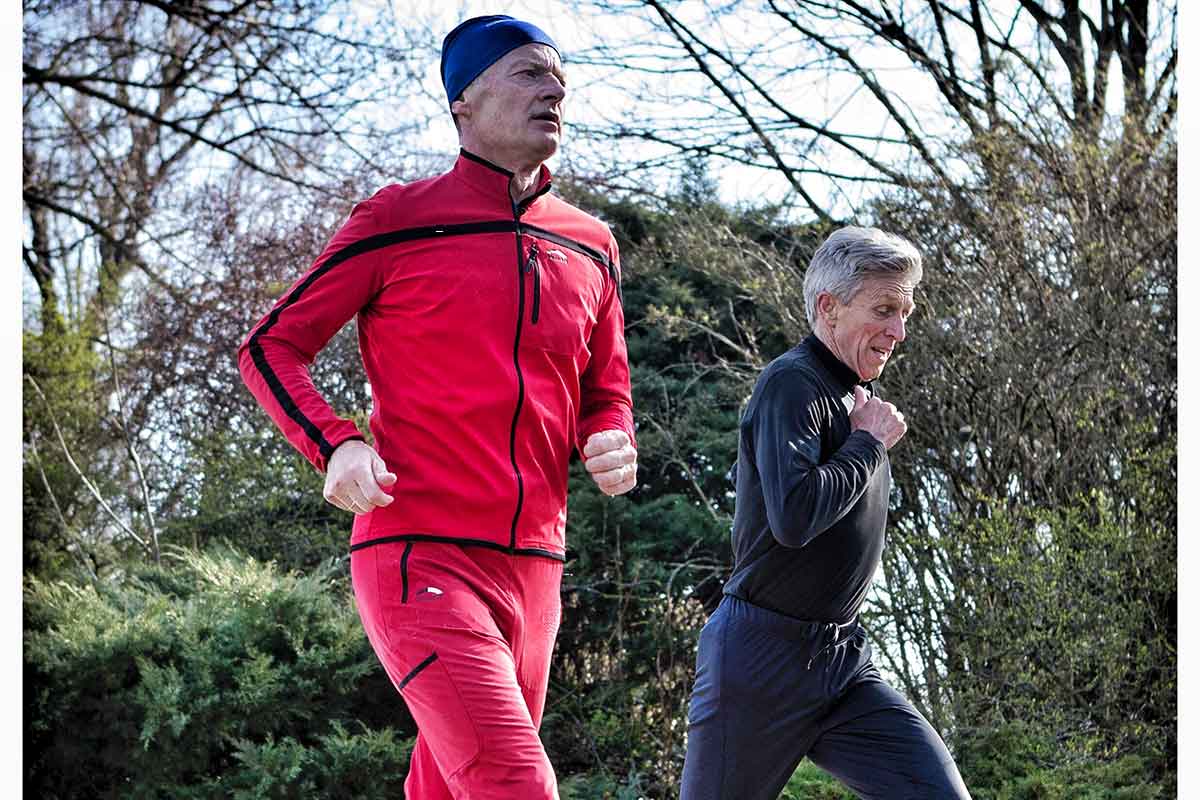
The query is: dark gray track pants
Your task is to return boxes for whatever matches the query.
[680,596,971,800]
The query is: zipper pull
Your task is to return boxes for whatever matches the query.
[525,244,541,324]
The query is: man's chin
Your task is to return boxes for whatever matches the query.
[860,365,884,382]
[526,134,559,161]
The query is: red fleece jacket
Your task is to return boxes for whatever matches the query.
[238,150,635,559]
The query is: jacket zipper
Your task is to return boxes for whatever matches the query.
[508,184,553,551]
[509,205,529,551]
[525,243,541,324]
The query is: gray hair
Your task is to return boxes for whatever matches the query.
[802,226,923,328]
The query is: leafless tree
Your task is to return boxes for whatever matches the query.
[563,0,1177,750]
[22,0,444,569]
[567,0,1176,218]
[24,0,438,333]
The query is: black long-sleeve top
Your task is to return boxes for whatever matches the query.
[723,335,890,624]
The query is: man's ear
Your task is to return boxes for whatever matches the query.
[818,292,838,325]
[450,97,470,121]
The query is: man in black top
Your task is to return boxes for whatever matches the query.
[680,227,971,799]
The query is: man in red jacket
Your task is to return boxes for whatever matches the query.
[239,15,637,799]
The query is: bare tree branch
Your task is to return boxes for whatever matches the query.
[25,374,151,557]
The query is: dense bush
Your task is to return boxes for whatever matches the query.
[24,547,413,798]
[956,722,1163,800]
[780,762,856,799]
[24,538,1172,798]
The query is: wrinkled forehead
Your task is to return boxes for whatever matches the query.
[855,273,918,306]
[489,42,563,77]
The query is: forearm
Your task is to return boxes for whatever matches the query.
[577,264,635,450]
[238,337,364,471]
[767,431,885,547]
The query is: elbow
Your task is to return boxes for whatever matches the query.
[236,331,265,392]
[765,484,822,548]
[766,510,821,549]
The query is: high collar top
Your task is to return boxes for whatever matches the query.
[453,148,553,214]
[803,334,873,393]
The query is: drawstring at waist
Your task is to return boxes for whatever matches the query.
[806,620,857,671]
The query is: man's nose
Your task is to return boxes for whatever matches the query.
[889,315,907,342]
[542,75,566,104]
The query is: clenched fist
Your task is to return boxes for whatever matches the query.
[849,385,907,450]
[582,430,638,496]
[323,440,397,514]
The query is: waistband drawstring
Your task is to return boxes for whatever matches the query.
[806,621,855,671]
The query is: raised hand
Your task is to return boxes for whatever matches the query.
[849,385,907,450]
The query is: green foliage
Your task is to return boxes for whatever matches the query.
[559,770,652,800]
[161,428,350,572]
[937,478,1176,790]
[24,547,412,798]
[215,723,413,799]
[780,762,856,799]
[957,723,1162,800]
[22,325,115,577]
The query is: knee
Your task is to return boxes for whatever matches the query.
[920,762,972,800]
[449,754,558,799]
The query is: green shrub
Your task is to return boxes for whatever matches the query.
[957,722,1162,800]
[24,546,413,798]
[780,761,856,799]
[560,770,652,800]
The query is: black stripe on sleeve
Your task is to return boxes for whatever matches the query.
[245,219,520,460]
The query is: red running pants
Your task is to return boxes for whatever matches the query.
[351,541,563,799]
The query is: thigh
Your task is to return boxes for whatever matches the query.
[808,678,971,800]
[405,732,455,800]
[680,601,820,800]
[397,621,556,798]
[353,545,557,798]
[506,553,564,730]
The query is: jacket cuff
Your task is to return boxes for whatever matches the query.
[578,412,637,455]
[315,430,366,473]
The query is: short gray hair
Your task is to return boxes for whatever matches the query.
[803,226,923,328]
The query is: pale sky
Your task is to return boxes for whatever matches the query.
[377,0,1161,219]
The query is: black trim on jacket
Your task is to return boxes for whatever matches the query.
[348,533,567,562]
[246,219,620,461]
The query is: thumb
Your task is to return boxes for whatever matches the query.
[372,455,397,486]
[852,385,868,412]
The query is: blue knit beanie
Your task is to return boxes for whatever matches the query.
[440,15,559,106]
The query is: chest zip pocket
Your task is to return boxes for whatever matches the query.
[524,243,541,324]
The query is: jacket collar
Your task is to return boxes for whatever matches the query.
[803,334,874,394]
[453,148,553,214]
